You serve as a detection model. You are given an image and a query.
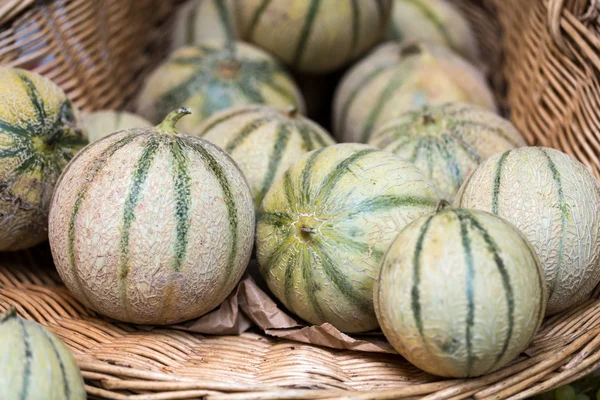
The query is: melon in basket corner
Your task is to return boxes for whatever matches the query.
[0,308,86,399]
[0,67,87,252]
[48,108,255,325]
[135,41,306,133]
[257,143,439,333]
[375,205,546,378]
[455,147,600,316]
[194,104,335,211]
[333,41,496,143]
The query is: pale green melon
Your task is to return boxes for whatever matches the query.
[236,0,392,73]
[376,207,545,377]
[333,41,496,143]
[455,147,600,315]
[369,103,526,201]
[0,308,86,399]
[172,0,238,49]
[136,41,305,133]
[257,143,439,333]
[194,105,335,210]
[49,109,255,325]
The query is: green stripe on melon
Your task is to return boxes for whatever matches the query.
[368,103,526,201]
[172,0,238,50]
[333,42,496,143]
[194,105,335,210]
[388,0,480,63]
[0,309,86,399]
[257,143,438,333]
[376,207,545,377]
[136,41,305,133]
[237,0,392,73]
[50,110,255,325]
[454,147,600,315]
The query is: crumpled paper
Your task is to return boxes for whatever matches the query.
[167,261,396,354]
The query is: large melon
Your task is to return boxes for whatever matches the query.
[455,147,600,315]
[333,41,496,143]
[172,0,237,49]
[194,105,335,210]
[369,103,526,201]
[236,0,392,73]
[136,41,305,133]
[0,67,87,251]
[376,206,545,377]
[81,110,152,143]
[0,308,86,399]
[388,0,479,63]
[49,109,255,325]
[257,143,439,332]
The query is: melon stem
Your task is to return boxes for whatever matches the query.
[422,112,435,125]
[0,307,17,323]
[436,199,450,212]
[157,108,192,134]
[44,128,64,147]
[284,105,298,118]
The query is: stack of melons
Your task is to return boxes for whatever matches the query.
[2,0,600,389]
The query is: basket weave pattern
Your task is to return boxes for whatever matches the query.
[0,0,175,111]
[2,0,600,398]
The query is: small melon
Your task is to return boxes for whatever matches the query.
[455,147,600,315]
[194,105,335,211]
[81,110,152,143]
[136,41,305,133]
[49,109,255,325]
[333,41,496,143]
[369,103,526,201]
[376,206,545,377]
[257,143,439,332]
[0,308,86,399]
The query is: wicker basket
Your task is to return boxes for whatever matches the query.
[2,0,600,399]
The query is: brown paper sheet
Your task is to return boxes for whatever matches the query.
[170,260,396,354]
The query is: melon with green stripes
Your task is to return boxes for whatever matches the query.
[256,143,439,333]
[0,308,86,399]
[135,41,305,133]
[368,103,526,201]
[194,105,335,211]
[376,206,546,378]
[172,0,238,50]
[388,0,480,63]
[454,147,600,315]
[81,110,152,143]
[0,67,87,252]
[236,0,392,73]
[48,109,255,325]
[333,41,496,143]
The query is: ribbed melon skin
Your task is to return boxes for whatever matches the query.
[0,310,86,400]
[236,0,392,73]
[81,110,152,143]
[454,147,600,315]
[136,41,305,133]
[195,105,335,210]
[369,103,526,201]
[172,0,237,49]
[0,67,87,251]
[49,126,255,325]
[257,143,439,333]
[376,208,546,378]
[388,0,480,63]
[333,42,496,143]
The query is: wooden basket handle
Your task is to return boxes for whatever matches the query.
[547,0,599,56]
